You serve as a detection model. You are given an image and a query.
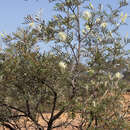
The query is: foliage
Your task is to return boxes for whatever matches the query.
[0,0,129,129]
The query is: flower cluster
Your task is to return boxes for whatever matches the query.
[96,18,100,23]
[29,22,35,28]
[100,22,107,28]
[58,32,67,42]
[85,25,90,31]
[115,72,124,79]
[59,61,67,70]
[83,11,92,20]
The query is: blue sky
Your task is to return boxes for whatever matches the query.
[0,0,130,50]
[0,0,54,33]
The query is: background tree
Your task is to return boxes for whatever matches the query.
[0,0,129,129]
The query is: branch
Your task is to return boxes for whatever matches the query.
[52,108,65,121]
[86,111,94,129]
[77,5,81,64]
[2,123,16,130]
[26,99,31,116]
[0,104,25,114]
[39,111,48,124]
[51,93,57,116]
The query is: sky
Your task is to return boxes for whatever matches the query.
[0,0,130,50]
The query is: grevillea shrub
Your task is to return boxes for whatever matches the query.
[0,0,129,129]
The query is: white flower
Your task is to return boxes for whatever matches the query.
[82,29,86,34]
[108,73,113,80]
[85,25,90,31]
[116,23,120,27]
[59,61,67,70]
[83,10,91,20]
[93,101,96,107]
[109,31,112,36]
[104,81,108,87]
[70,14,75,19]
[58,32,67,41]
[85,84,89,89]
[91,80,95,85]
[115,72,124,79]
[100,81,104,84]
[24,73,27,76]
[88,69,94,73]
[96,18,100,23]
[29,22,35,28]
[100,22,107,28]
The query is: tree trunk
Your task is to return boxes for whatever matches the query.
[47,120,53,130]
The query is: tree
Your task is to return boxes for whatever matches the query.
[0,0,129,129]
